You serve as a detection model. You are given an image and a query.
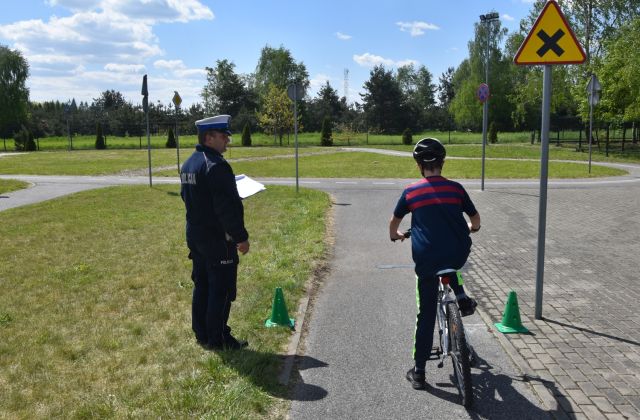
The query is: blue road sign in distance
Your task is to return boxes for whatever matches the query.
[477,83,490,103]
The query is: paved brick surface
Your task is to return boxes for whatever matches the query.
[464,180,640,419]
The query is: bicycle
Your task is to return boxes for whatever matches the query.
[393,229,476,408]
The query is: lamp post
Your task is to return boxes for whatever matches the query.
[479,12,499,191]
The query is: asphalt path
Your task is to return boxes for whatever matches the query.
[288,186,550,420]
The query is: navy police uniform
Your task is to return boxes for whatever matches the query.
[180,116,248,348]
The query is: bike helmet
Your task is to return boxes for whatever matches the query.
[413,137,446,164]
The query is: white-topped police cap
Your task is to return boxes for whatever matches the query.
[195,115,232,135]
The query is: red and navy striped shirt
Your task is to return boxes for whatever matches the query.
[394,176,478,278]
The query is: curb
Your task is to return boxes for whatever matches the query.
[277,293,309,385]
[475,308,571,420]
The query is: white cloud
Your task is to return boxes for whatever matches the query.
[353,53,418,68]
[154,59,187,70]
[309,74,333,91]
[47,0,214,22]
[396,21,440,37]
[0,1,213,106]
[336,31,352,40]
[104,0,214,23]
[105,63,146,73]
[502,14,515,21]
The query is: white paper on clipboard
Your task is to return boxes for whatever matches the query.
[235,174,266,199]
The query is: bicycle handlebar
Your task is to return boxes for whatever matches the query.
[391,228,411,242]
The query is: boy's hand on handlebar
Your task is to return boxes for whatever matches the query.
[390,231,406,242]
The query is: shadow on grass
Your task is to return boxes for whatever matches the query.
[215,348,328,401]
[425,353,554,419]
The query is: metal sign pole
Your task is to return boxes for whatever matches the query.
[146,111,152,187]
[481,100,488,191]
[294,84,299,193]
[588,76,594,174]
[535,64,552,320]
[175,106,181,174]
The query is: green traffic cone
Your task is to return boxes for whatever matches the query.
[265,287,295,329]
[495,290,529,334]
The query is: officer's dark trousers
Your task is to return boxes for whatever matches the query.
[414,275,465,370]
[190,249,237,346]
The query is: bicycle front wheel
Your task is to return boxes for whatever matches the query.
[446,302,473,408]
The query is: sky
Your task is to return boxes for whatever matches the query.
[0,0,538,108]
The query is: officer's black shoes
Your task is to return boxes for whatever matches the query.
[458,297,478,317]
[223,334,249,350]
[203,336,248,351]
[406,368,426,390]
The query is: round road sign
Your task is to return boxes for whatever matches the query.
[477,83,490,103]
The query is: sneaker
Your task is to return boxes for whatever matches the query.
[458,297,478,317]
[406,368,426,390]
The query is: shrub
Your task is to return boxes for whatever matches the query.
[402,128,413,145]
[320,116,333,147]
[13,125,36,152]
[95,123,106,149]
[241,123,252,147]
[166,127,176,148]
[488,121,498,144]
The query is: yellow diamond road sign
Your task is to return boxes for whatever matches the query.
[514,0,586,65]
[172,91,182,108]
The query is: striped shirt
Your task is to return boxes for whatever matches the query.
[394,176,478,278]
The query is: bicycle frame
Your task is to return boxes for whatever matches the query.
[436,270,457,362]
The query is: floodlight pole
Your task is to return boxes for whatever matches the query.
[480,12,499,191]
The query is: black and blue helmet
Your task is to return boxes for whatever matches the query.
[413,138,446,164]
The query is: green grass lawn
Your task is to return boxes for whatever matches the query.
[366,143,640,163]
[158,152,625,179]
[0,179,30,194]
[0,146,324,176]
[0,185,331,418]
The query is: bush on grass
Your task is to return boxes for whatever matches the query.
[14,125,37,151]
[489,121,498,144]
[320,116,333,147]
[166,127,176,148]
[95,123,106,149]
[402,128,413,145]
[241,123,252,147]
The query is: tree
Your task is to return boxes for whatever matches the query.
[449,16,514,131]
[361,65,407,133]
[166,127,176,148]
[241,123,252,147]
[201,59,255,118]
[254,45,309,108]
[0,45,30,139]
[95,122,106,149]
[397,64,437,129]
[320,116,333,146]
[438,67,456,107]
[597,17,640,123]
[257,84,295,145]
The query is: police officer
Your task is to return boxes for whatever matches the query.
[180,115,250,350]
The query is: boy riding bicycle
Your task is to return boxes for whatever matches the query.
[389,138,481,390]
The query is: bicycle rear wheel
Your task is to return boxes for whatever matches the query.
[446,302,473,408]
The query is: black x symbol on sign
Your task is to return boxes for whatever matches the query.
[537,29,565,57]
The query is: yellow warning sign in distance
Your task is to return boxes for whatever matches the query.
[514,0,586,65]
